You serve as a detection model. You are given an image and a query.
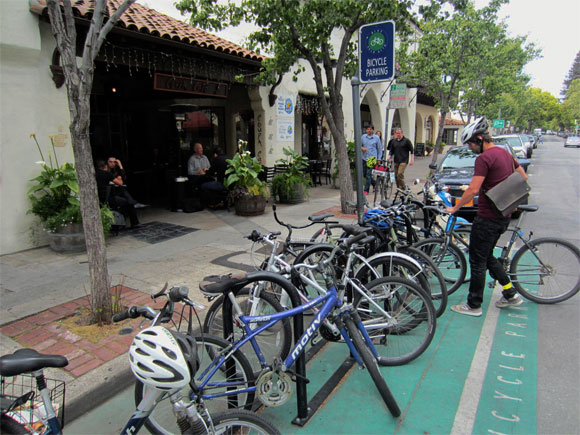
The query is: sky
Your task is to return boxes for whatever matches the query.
[142,0,579,99]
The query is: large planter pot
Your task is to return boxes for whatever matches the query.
[277,182,307,204]
[234,195,267,216]
[48,223,86,253]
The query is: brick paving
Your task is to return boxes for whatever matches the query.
[0,286,167,378]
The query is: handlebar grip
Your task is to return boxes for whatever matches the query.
[112,310,130,323]
[169,286,189,303]
[340,232,367,250]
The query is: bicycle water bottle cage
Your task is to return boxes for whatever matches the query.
[199,273,249,297]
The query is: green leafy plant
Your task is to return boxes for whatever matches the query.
[224,140,268,199]
[27,134,113,233]
[271,147,312,202]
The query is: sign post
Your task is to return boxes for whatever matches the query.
[353,20,395,223]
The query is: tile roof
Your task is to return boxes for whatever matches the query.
[29,0,263,62]
[440,116,465,126]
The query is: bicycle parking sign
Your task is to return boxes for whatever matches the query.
[359,20,395,83]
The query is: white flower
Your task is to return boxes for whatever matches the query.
[35,161,46,166]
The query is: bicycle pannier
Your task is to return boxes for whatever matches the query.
[485,171,531,217]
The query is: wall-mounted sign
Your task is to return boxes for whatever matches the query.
[154,73,228,98]
[277,94,295,117]
[389,83,407,109]
[277,119,294,142]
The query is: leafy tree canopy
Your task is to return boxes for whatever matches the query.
[561,51,580,99]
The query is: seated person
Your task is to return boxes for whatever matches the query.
[107,156,147,208]
[201,147,228,207]
[187,142,213,191]
[95,159,140,228]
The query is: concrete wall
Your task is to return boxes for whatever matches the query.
[1,1,73,255]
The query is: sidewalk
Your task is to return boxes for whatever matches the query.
[0,155,434,423]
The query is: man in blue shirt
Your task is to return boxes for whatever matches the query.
[361,125,382,194]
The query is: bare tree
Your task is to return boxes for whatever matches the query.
[45,0,136,323]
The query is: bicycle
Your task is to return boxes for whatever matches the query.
[138,237,403,434]
[486,204,580,303]
[371,160,394,206]
[0,286,279,435]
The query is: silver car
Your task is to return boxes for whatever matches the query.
[564,136,580,148]
[493,134,530,159]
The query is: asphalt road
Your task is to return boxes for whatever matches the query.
[525,134,580,435]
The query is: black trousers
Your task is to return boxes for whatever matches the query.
[467,215,516,308]
[110,195,139,227]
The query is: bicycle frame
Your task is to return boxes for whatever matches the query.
[195,282,381,403]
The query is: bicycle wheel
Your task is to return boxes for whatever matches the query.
[399,246,448,317]
[211,409,280,434]
[0,415,28,435]
[413,237,467,295]
[343,315,401,417]
[510,237,580,304]
[354,276,436,366]
[353,251,447,318]
[135,335,256,434]
[203,288,291,373]
[384,174,394,200]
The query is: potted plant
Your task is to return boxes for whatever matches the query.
[27,134,113,252]
[224,140,269,216]
[271,147,312,204]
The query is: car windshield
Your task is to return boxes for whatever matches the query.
[494,136,522,149]
[440,148,477,169]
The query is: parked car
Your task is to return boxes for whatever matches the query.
[495,142,531,172]
[564,136,580,148]
[429,145,528,219]
[493,134,529,159]
[527,134,538,149]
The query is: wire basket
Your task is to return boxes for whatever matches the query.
[1,374,66,432]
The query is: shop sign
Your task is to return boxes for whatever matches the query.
[154,73,228,98]
[277,94,295,142]
[389,83,407,109]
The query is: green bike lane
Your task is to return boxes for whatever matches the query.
[67,278,538,434]
[260,281,538,434]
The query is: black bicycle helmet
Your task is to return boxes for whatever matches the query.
[461,117,489,144]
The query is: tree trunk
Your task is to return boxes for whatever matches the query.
[66,69,112,324]
[431,109,448,165]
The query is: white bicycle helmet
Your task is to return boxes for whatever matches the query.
[461,117,489,144]
[129,326,191,390]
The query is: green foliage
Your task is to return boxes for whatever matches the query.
[561,51,580,99]
[27,135,113,233]
[271,147,312,200]
[224,140,268,198]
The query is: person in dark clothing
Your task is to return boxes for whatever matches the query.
[95,159,140,228]
[106,156,147,208]
[446,117,528,317]
[386,128,414,190]
[201,148,228,207]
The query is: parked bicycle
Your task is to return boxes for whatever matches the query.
[0,286,279,435]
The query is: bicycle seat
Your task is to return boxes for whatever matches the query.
[340,225,371,236]
[379,199,395,208]
[0,348,68,377]
[199,272,249,296]
[308,212,334,223]
[515,204,538,213]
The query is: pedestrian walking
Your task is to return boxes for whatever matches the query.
[361,125,382,195]
[445,117,528,317]
[386,128,414,190]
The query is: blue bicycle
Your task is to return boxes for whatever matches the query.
[136,234,402,434]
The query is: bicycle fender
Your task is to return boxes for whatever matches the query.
[354,251,423,276]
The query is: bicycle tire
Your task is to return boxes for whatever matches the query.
[0,414,28,435]
[135,334,256,434]
[451,227,471,282]
[211,409,280,434]
[203,288,292,373]
[354,250,447,318]
[399,246,448,317]
[354,276,436,366]
[413,237,467,294]
[343,315,401,417]
[510,237,580,304]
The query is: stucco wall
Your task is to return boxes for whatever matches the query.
[1,2,72,254]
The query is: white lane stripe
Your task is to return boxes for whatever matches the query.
[451,284,503,434]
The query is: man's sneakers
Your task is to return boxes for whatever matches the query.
[450,303,482,317]
[495,294,524,308]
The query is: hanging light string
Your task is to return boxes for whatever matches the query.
[97,41,259,85]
